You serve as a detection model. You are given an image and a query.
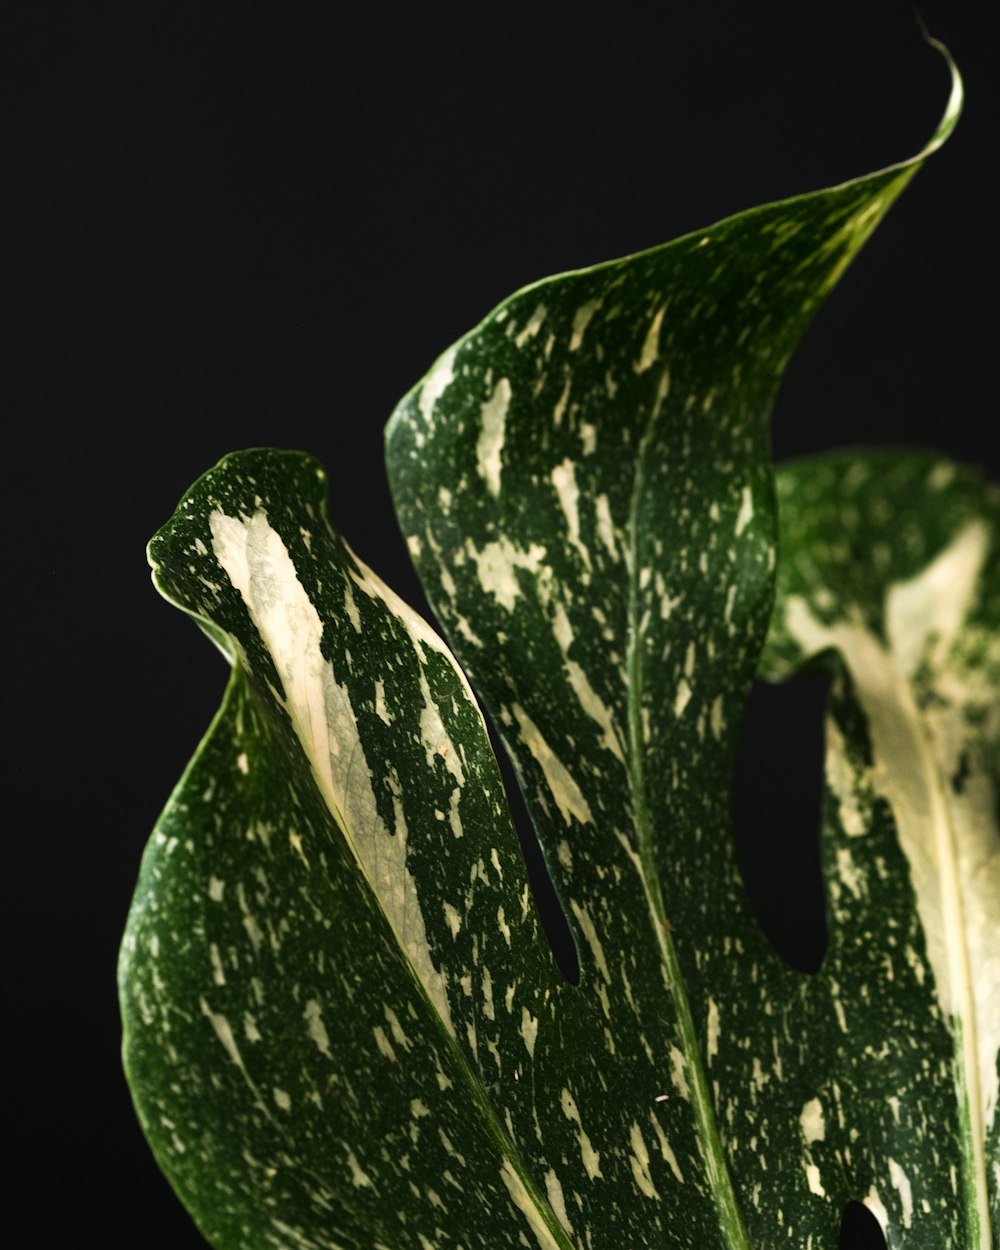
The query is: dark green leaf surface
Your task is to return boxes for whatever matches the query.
[120,44,994,1250]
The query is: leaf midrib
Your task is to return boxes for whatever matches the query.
[624,400,754,1250]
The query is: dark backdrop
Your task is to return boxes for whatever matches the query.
[7,3,997,1247]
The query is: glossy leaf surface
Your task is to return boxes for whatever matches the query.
[119,44,996,1250]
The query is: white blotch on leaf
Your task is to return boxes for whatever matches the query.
[512,703,593,826]
[570,297,601,351]
[551,458,591,569]
[595,494,618,560]
[888,1159,914,1228]
[885,520,988,677]
[304,999,332,1058]
[560,1088,603,1180]
[649,1112,684,1183]
[521,1007,539,1057]
[735,485,754,536]
[804,1164,825,1197]
[800,1097,825,1144]
[706,999,720,1064]
[346,1148,373,1188]
[419,346,457,422]
[514,303,546,347]
[443,902,462,938]
[476,378,512,497]
[374,679,392,726]
[469,536,547,613]
[629,1121,660,1200]
[636,305,666,373]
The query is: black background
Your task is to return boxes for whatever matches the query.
[7,3,997,1247]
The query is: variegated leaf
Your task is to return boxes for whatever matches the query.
[759,452,999,1246]
[119,42,991,1250]
[122,450,584,1250]
[385,45,984,1250]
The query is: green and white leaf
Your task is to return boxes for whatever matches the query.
[760,452,1000,1246]
[120,43,995,1250]
[123,450,583,1250]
